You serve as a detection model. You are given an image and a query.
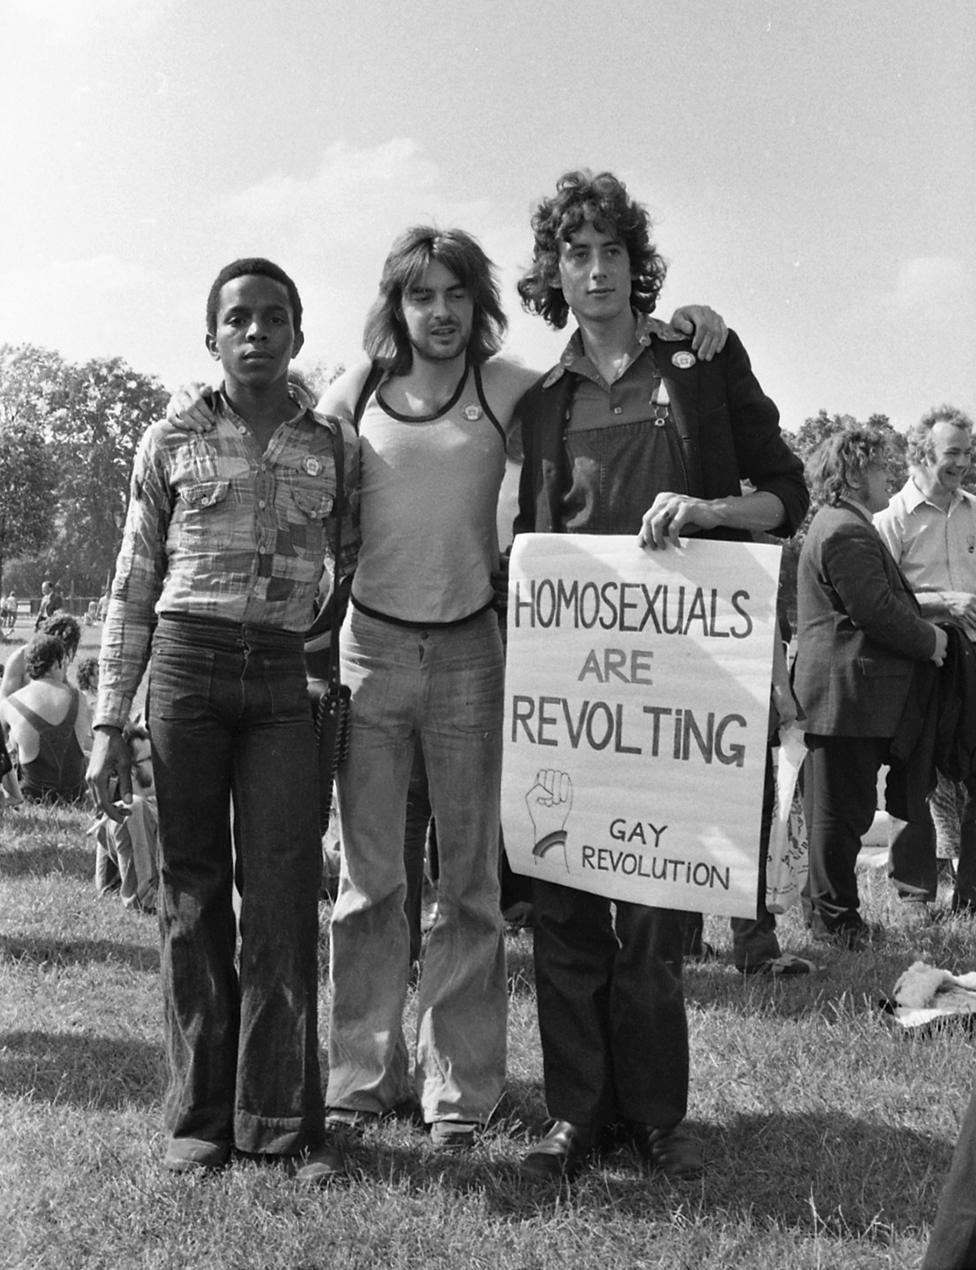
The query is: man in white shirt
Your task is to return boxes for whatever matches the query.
[874,403,976,910]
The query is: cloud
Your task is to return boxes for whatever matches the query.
[204,137,532,375]
[216,139,494,253]
[823,255,976,427]
[0,254,162,341]
[0,254,189,379]
[893,256,974,316]
[836,254,974,337]
[6,0,162,39]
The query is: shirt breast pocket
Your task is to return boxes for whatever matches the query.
[283,473,334,523]
[174,479,234,550]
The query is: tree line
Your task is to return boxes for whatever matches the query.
[0,343,169,599]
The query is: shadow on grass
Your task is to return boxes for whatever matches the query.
[0,842,94,882]
[0,1028,162,1107]
[305,1099,953,1244]
[0,932,159,972]
[328,1077,953,1242]
[476,1107,951,1241]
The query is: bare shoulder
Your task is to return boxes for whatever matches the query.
[316,359,377,421]
[0,647,27,700]
[480,357,544,421]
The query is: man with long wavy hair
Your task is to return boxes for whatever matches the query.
[515,170,809,1182]
[317,227,535,1151]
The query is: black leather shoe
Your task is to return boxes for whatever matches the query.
[162,1137,230,1174]
[626,1123,704,1180]
[521,1120,594,1180]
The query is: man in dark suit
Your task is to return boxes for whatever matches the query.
[792,425,947,948]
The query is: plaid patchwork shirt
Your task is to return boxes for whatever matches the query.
[95,390,358,729]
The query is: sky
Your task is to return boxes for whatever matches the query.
[1,0,974,435]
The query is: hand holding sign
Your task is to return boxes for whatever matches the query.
[526,769,573,871]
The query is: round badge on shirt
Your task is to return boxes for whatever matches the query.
[672,351,696,369]
[463,404,483,421]
[303,456,322,476]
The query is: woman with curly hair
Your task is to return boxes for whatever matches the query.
[793,424,947,948]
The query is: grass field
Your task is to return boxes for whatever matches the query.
[0,623,971,1268]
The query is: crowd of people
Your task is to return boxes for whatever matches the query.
[2,166,973,1263]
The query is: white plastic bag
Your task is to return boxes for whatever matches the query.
[765,724,808,913]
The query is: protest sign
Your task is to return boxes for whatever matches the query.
[501,534,781,917]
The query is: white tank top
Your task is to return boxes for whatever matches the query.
[352,364,509,624]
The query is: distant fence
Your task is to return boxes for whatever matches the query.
[4,597,104,625]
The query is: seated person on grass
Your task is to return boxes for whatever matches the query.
[0,633,92,805]
[1,613,82,701]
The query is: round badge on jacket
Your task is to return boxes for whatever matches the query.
[671,351,697,369]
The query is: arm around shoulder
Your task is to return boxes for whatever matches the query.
[316,360,379,423]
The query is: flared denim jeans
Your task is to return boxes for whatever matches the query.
[328,606,507,1123]
[150,615,325,1156]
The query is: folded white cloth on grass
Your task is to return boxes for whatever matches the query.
[891,960,976,1028]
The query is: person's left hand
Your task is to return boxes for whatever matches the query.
[639,491,720,549]
[87,726,133,822]
[669,305,728,361]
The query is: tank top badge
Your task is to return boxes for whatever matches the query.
[672,351,696,369]
[463,403,483,421]
[303,456,322,476]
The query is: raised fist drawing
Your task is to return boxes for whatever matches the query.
[526,769,573,870]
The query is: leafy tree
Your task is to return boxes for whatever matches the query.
[0,343,168,596]
[791,409,907,494]
[43,356,169,593]
[0,343,72,592]
[0,418,56,592]
[0,342,75,429]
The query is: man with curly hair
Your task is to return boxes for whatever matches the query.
[874,404,976,912]
[514,170,809,1182]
